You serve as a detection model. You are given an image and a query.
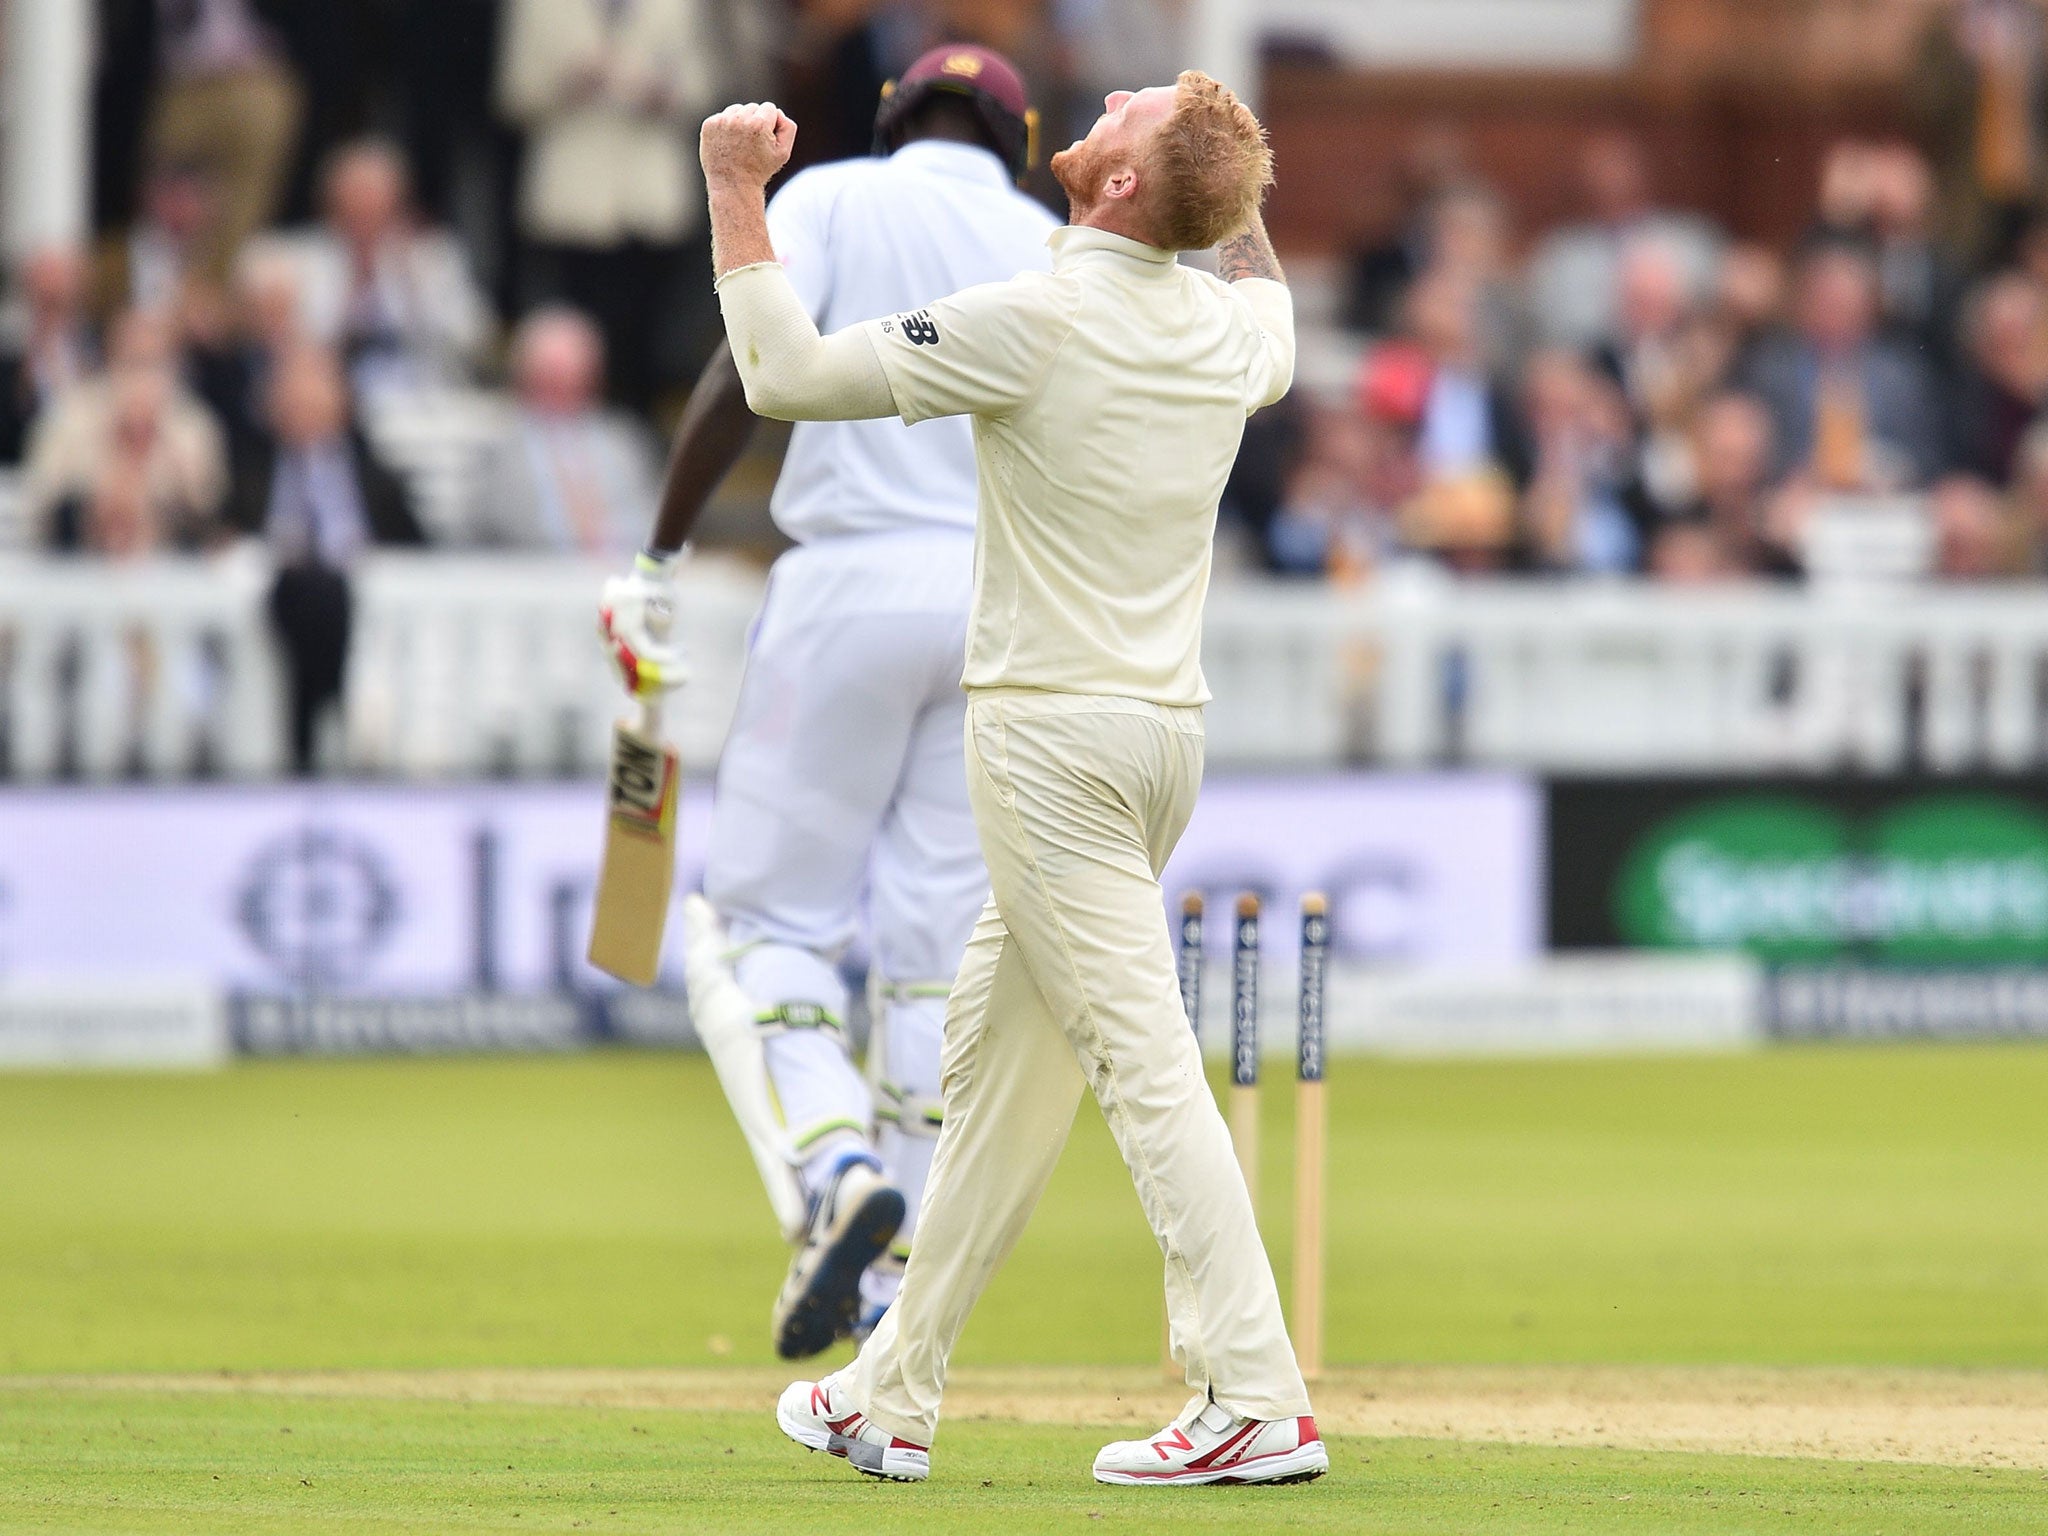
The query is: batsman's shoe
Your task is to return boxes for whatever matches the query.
[772,1157,905,1360]
[851,1298,890,1344]
[776,1378,930,1482]
[1093,1401,1328,1486]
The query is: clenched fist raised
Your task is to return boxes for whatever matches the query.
[700,102,797,193]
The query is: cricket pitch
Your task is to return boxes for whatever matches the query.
[26,1364,2048,1470]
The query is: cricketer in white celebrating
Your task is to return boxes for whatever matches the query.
[703,76,1324,1488]
[600,46,1057,1365]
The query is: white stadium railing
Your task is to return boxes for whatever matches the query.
[1206,568,2048,773]
[0,550,284,779]
[1365,569,2048,773]
[4,553,2048,779]
[342,552,763,778]
[0,552,762,780]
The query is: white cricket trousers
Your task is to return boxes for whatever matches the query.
[704,530,984,1232]
[831,689,1312,1443]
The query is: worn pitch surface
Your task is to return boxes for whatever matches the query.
[23,1363,2048,1469]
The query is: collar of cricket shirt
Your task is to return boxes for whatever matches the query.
[889,139,1012,189]
[1048,225,1176,269]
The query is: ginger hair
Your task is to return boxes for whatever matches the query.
[1143,71,1273,251]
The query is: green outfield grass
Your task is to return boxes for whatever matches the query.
[2,1046,2044,1373]
[5,1388,2045,1536]
[3,1044,2046,1533]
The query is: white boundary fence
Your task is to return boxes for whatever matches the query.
[5,554,2048,779]
[1203,570,2048,773]
[0,551,284,778]
[341,555,758,778]
[0,552,760,780]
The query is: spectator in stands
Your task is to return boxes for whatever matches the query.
[141,0,303,287]
[1340,175,1526,365]
[1519,348,1649,574]
[1709,242,1790,370]
[1812,139,1968,369]
[1595,237,1695,432]
[271,140,494,399]
[1600,237,1761,521]
[20,308,227,555]
[226,342,423,772]
[96,160,216,317]
[1647,391,1803,581]
[1340,127,1471,335]
[1913,0,2048,261]
[1402,268,1532,491]
[498,0,715,412]
[463,307,659,555]
[1367,271,1532,575]
[1270,346,1429,580]
[2006,418,2048,571]
[0,246,96,465]
[1739,240,1946,492]
[1930,473,2012,577]
[1605,238,1689,375]
[1402,465,1520,574]
[165,274,241,430]
[225,341,422,561]
[1219,393,1308,575]
[240,245,308,370]
[1949,270,2048,485]
[2012,207,2048,306]
[178,244,305,459]
[1868,144,1970,367]
[1527,131,1722,350]
[1428,182,1527,375]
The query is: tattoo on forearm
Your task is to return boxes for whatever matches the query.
[1218,223,1285,285]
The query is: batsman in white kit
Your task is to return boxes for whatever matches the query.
[598,46,1058,1360]
[698,72,1326,1487]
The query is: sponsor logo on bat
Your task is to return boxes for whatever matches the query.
[607,732,675,837]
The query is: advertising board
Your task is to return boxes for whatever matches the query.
[1549,778,2048,1037]
[1164,773,1543,969]
[0,773,1543,1010]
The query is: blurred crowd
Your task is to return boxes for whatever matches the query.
[12,0,2048,610]
[0,0,1184,768]
[0,0,1189,553]
[1249,0,2048,587]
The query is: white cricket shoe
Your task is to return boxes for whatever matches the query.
[772,1156,905,1359]
[776,1378,930,1482]
[1093,1400,1329,1486]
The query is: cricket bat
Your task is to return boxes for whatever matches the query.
[587,696,680,985]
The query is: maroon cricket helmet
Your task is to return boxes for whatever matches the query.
[873,44,1039,183]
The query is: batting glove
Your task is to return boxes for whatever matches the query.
[599,550,689,699]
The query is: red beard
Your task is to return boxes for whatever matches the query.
[1051,138,1110,220]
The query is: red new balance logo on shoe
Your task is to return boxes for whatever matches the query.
[1149,1427,1194,1460]
[811,1386,832,1415]
[1186,1421,1262,1471]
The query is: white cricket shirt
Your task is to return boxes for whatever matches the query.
[860,227,1295,707]
[763,141,1059,544]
